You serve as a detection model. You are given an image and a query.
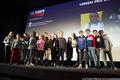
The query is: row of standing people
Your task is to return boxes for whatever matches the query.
[3,29,114,69]
[3,31,66,67]
[74,29,114,69]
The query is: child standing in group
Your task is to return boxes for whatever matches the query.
[102,31,114,69]
[71,33,77,62]
[44,35,52,66]
[85,29,97,68]
[36,34,45,66]
[10,34,22,64]
[51,33,59,66]
[93,30,105,68]
[26,32,36,66]
[3,31,15,64]
[66,37,73,67]
[77,30,88,69]
[99,30,114,69]
[21,33,29,64]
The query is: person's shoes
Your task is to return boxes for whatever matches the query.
[85,64,88,69]
[30,63,34,66]
[113,67,118,70]
[51,63,54,67]
[111,66,117,70]
[54,63,56,67]
[77,64,82,68]
[26,63,29,66]
[56,65,60,68]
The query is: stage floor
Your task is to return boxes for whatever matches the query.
[0,64,120,80]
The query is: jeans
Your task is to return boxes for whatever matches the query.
[21,48,28,64]
[27,48,35,64]
[78,49,88,65]
[88,47,97,67]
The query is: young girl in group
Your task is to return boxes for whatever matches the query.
[66,37,73,67]
[10,34,22,64]
[36,34,45,65]
[3,31,15,63]
[44,35,52,66]
[26,32,36,66]
[51,33,59,66]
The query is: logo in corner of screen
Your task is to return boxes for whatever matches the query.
[31,9,45,17]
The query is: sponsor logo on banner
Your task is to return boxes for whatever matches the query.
[30,9,45,17]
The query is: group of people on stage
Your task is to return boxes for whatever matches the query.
[3,29,115,69]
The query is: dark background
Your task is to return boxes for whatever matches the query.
[0,0,74,62]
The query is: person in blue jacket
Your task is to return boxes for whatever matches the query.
[77,30,88,69]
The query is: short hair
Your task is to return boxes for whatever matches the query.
[93,30,97,33]
[85,29,91,32]
[44,32,48,34]
[79,30,84,34]
[41,34,44,39]
[99,30,104,33]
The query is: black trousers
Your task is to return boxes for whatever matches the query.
[66,53,72,67]
[36,50,44,65]
[75,47,79,66]
[57,49,65,66]
[4,46,11,63]
[51,47,58,65]
[78,49,88,65]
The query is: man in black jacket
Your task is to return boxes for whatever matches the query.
[58,31,66,67]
